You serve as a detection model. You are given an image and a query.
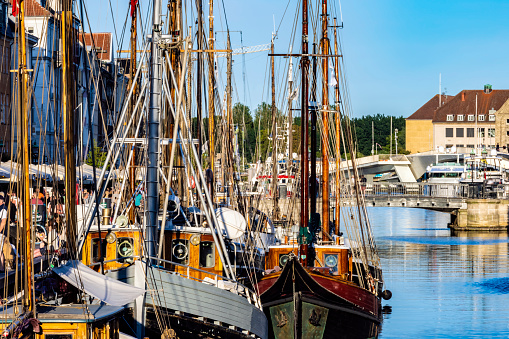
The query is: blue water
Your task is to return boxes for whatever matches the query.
[368,207,509,338]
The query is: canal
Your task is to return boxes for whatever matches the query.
[369,207,509,338]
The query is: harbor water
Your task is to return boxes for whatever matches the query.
[369,207,509,338]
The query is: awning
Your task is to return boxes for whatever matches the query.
[53,260,145,306]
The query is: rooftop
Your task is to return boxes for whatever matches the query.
[433,89,509,122]
[79,33,112,62]
[407,94,452,120]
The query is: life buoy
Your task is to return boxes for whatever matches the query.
[189,176,196,189]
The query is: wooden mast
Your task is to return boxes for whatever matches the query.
[197,0,203,163]
[271,39,279,219]
[333,18,341,235]
[299,0,310,266]
[208,0,214,198]
[310,44,317,218]
[226,32,233,207]
[321,0,330,239]
[62,0,77,258]
[18,0,33,313]
[288,57,293,180]
[128,0,137,223]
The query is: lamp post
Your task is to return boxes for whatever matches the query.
[395,128,398,156]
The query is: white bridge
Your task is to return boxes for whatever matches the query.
[353,182,509,213]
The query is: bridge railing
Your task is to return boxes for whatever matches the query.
[357,182,509,200]
[359,182,470,199]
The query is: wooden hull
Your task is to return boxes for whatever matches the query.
[257,257,381,339]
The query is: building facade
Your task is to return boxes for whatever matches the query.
[432,88,509,152]
[406,87,509,154]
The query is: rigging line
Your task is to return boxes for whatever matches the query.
[107,0,121,55]
[218,0,230,33]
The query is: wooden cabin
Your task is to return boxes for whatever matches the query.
[82,225,143,271]
[265,244,351,280]
[0,305,125,338]
[83,225,226,281]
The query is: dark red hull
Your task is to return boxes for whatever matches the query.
[257,257,381,338]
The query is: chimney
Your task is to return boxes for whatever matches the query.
[484,84,492,94]
[461,91,465,101]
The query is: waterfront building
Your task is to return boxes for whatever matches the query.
[406,86,509,154]
[79,32,127,160]
[12,0,127,164]
[494,98,509,150]
[406,94,451,153]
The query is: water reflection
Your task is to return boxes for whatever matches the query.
[367,207,509,338]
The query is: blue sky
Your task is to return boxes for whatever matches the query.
[82,0,509,118]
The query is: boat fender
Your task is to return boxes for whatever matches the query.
[382,289,392,300]
[189,176,196,189]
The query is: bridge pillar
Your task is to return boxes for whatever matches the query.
[451,199,509,231]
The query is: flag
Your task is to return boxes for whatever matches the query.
[329,59,337,87]
[130,0,138,17]
[12,0,19,16]
[288,88,298,101]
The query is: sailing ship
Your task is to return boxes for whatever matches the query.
[249,1,392,338]
[73,0,270,338]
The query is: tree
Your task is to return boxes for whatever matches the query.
[86,140,108,168]
[232,103,256,163]
[253,102,282,161]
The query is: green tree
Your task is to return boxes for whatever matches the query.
[232,103,256,163]
[253,102,281,161]
[86,140,108,168]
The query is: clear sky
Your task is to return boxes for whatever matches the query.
[82,0,509,118]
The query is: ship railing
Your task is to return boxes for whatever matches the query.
[88,256,261,309]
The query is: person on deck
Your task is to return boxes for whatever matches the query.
[0,196,12,270]
[134,188,144,223]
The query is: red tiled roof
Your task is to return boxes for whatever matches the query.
[407,94,452,120]
[432,90,509,122]
[25,0,51,17]
[79,33,112,62]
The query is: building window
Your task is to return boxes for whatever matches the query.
[456,144,464,148]
[507,119,509,124]
[456,128,464,137]
[457,115,464,121]
[445,128,453,137]
[446,115,454,121]
[445,144,454,148]
[478,128,485,137]
[488,128,495,138]
[468,115,475,121]
[466,144,474,148]
[489,114,496,122]
[467,128,474,137]
[506,131,509,136]
[478,115,485,121]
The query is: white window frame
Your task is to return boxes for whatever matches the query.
[489,114,496,122]
[478,115,485,122]
[488,128,495,138]
[468,115,475,121]
[457,115,464,121]
[446,114,454,121]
